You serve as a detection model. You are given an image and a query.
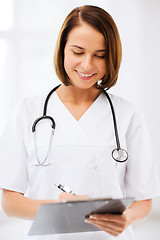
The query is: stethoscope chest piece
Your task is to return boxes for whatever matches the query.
[112,148,128,163]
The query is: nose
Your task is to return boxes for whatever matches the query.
[81,54,94,72]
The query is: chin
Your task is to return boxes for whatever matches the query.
[71,82,97,90]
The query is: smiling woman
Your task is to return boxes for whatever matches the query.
[54,5,122,89]
[0,4,160,240]
[63,23,106,90]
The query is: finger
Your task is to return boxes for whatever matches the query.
[86,218,123,231]
[66,195,89,201]
[86,221,121,237]
[90,213,127,225]
[88,216,128,233]
[57,192,89,202]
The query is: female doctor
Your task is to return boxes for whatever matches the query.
[0,5,160,240]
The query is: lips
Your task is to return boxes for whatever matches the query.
[76,70,95,80]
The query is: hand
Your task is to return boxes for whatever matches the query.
[56,192,88,203]
[85,209,132,237]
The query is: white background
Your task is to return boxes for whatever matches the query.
[0,0,160,239]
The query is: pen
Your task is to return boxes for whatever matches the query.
[55,183,76,195]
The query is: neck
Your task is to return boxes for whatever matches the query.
[56,84,102,104]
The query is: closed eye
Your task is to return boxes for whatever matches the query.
[72,51,105,58]
[95,55,105,59]
[73,51,84,55]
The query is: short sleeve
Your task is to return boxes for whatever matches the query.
[125,109,160,200]
[0,100,28,194]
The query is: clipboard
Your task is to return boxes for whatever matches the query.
[28,197,134,236]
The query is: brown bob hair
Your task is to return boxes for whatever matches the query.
[54,5,122,89]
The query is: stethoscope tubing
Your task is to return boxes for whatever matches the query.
[32,85,61,133]
[103,90,121,150]
[32,84,128,165]
[43,84,61,116]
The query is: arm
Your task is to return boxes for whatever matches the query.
[1,189,88,220]
[86,199,152,237]
[1,189,54,219]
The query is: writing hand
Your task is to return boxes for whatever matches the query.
[56,192,88,203]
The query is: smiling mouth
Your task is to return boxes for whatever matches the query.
[76,70,95,80]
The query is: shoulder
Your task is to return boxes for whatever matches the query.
[22,86,60,112]
[106,92,138,114]
[105,92,145,126]
[22,93,46,109]
[10,92,49,126]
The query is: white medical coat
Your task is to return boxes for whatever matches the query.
[0,90,160,240]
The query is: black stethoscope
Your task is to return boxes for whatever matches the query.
[32,84,128,166]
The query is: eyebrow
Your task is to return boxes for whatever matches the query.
[70,45,106,52]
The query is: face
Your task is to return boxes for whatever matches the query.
[64,23,107,90]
